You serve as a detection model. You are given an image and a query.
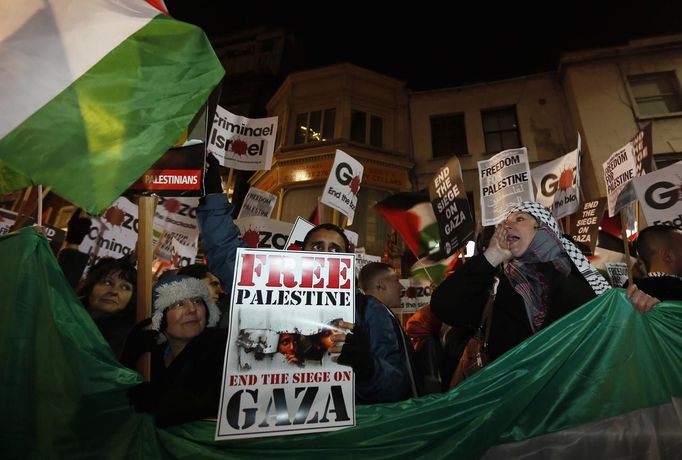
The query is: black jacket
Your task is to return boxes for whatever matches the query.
[431,253,596,360]
[628,276,682,302]
[149,328,227,427]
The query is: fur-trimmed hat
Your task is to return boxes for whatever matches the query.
[509,201,611,295]
[151,275,221,332]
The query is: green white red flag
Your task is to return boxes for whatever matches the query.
[0,0,224,213]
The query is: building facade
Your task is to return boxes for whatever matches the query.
[251,64,414,256]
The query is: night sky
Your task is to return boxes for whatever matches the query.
[166,1,682,90]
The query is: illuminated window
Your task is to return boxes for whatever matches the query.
[628,72,682,117]
[481,106,521,154]
[294,109,336,144]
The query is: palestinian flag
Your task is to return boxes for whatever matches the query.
[0,0,224,214]
[3,227,682,457]
[374,192,440,258]
[410,249,461,285]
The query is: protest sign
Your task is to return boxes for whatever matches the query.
[605,262,629,288]
[128,141,205,197]
[235,216,294,250]
[429,157,474,257]
[632,162,682,228]
[478,148,533,225]
[78,197,139,270]
[397,279,432,314]
[321,150,363,221]
[568,198,607,255]
[601,125,652,217]
[238,187,277,219]
[216,248,355,440]
[208,106,277,171]
[531,137,580,219]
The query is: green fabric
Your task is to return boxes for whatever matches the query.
[2,227,681,459]
[0,15,224,214]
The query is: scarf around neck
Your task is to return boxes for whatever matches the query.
[504,225,572,332]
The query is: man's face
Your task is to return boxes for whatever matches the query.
[303,229,347,253]
[203,272,224,304]
[379,269,402,309]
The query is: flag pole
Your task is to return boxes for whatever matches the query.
[619,209,634,286]
[136,195,157,381]
[37,185,43,226]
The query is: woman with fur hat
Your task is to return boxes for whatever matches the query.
[127,274,226,427]
[431,202,659,361]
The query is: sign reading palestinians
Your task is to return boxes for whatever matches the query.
[478,148,533,226]
[208,106,277,171]
[235,216,293,250]
[216,248,355,440]
[128,141,205,196]
[429,157,474,257]
[237,187,277,219]
[531,136,580,219]
[601,126,653,217]
[632,162,682,228]
[320,150,363,221]
[568,198,607,255]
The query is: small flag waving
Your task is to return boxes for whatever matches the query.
[0,0,224,214]
[374,192,440,258]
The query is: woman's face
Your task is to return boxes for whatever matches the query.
[88,271,133,316]
[164,297,207,343]
[503,211,538,258]
[278,333,298,356]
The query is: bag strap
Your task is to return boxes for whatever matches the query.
[481,276,500,348]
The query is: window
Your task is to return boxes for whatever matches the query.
[294,109,336,144]
[430,113,468,158]
[481,106,521,153]
[628,72,682,117]
[351,110,383,148]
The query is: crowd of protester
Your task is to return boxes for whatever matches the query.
[46,152,681,428]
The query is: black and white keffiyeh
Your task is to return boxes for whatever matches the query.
[509,201,611,296]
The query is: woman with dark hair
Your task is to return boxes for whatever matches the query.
[78,257,137,359]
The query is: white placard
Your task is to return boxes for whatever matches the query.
[632,162,682,228]
[208,106,277,171]
[215,248,355,440]
[602,143,637,217]
[531,137,580,219]
[478,148,533,225]
[237,187,277,219]
[320,150,363,221]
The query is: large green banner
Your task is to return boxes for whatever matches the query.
[1,228,681,459]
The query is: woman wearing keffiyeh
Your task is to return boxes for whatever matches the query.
[431,202,658,361]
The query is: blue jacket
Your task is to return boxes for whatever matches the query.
[196,193,246,295]
[355,294,416,404]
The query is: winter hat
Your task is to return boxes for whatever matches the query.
[151,275,221,332]
[509,201,611,295]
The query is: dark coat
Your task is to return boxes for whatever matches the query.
[149,328,227,427]
[629,276,682,302]
[431,253,597,360]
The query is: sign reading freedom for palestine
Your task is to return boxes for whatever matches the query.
[478,147,533,226]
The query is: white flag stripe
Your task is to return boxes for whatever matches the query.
[0,0,158,138]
